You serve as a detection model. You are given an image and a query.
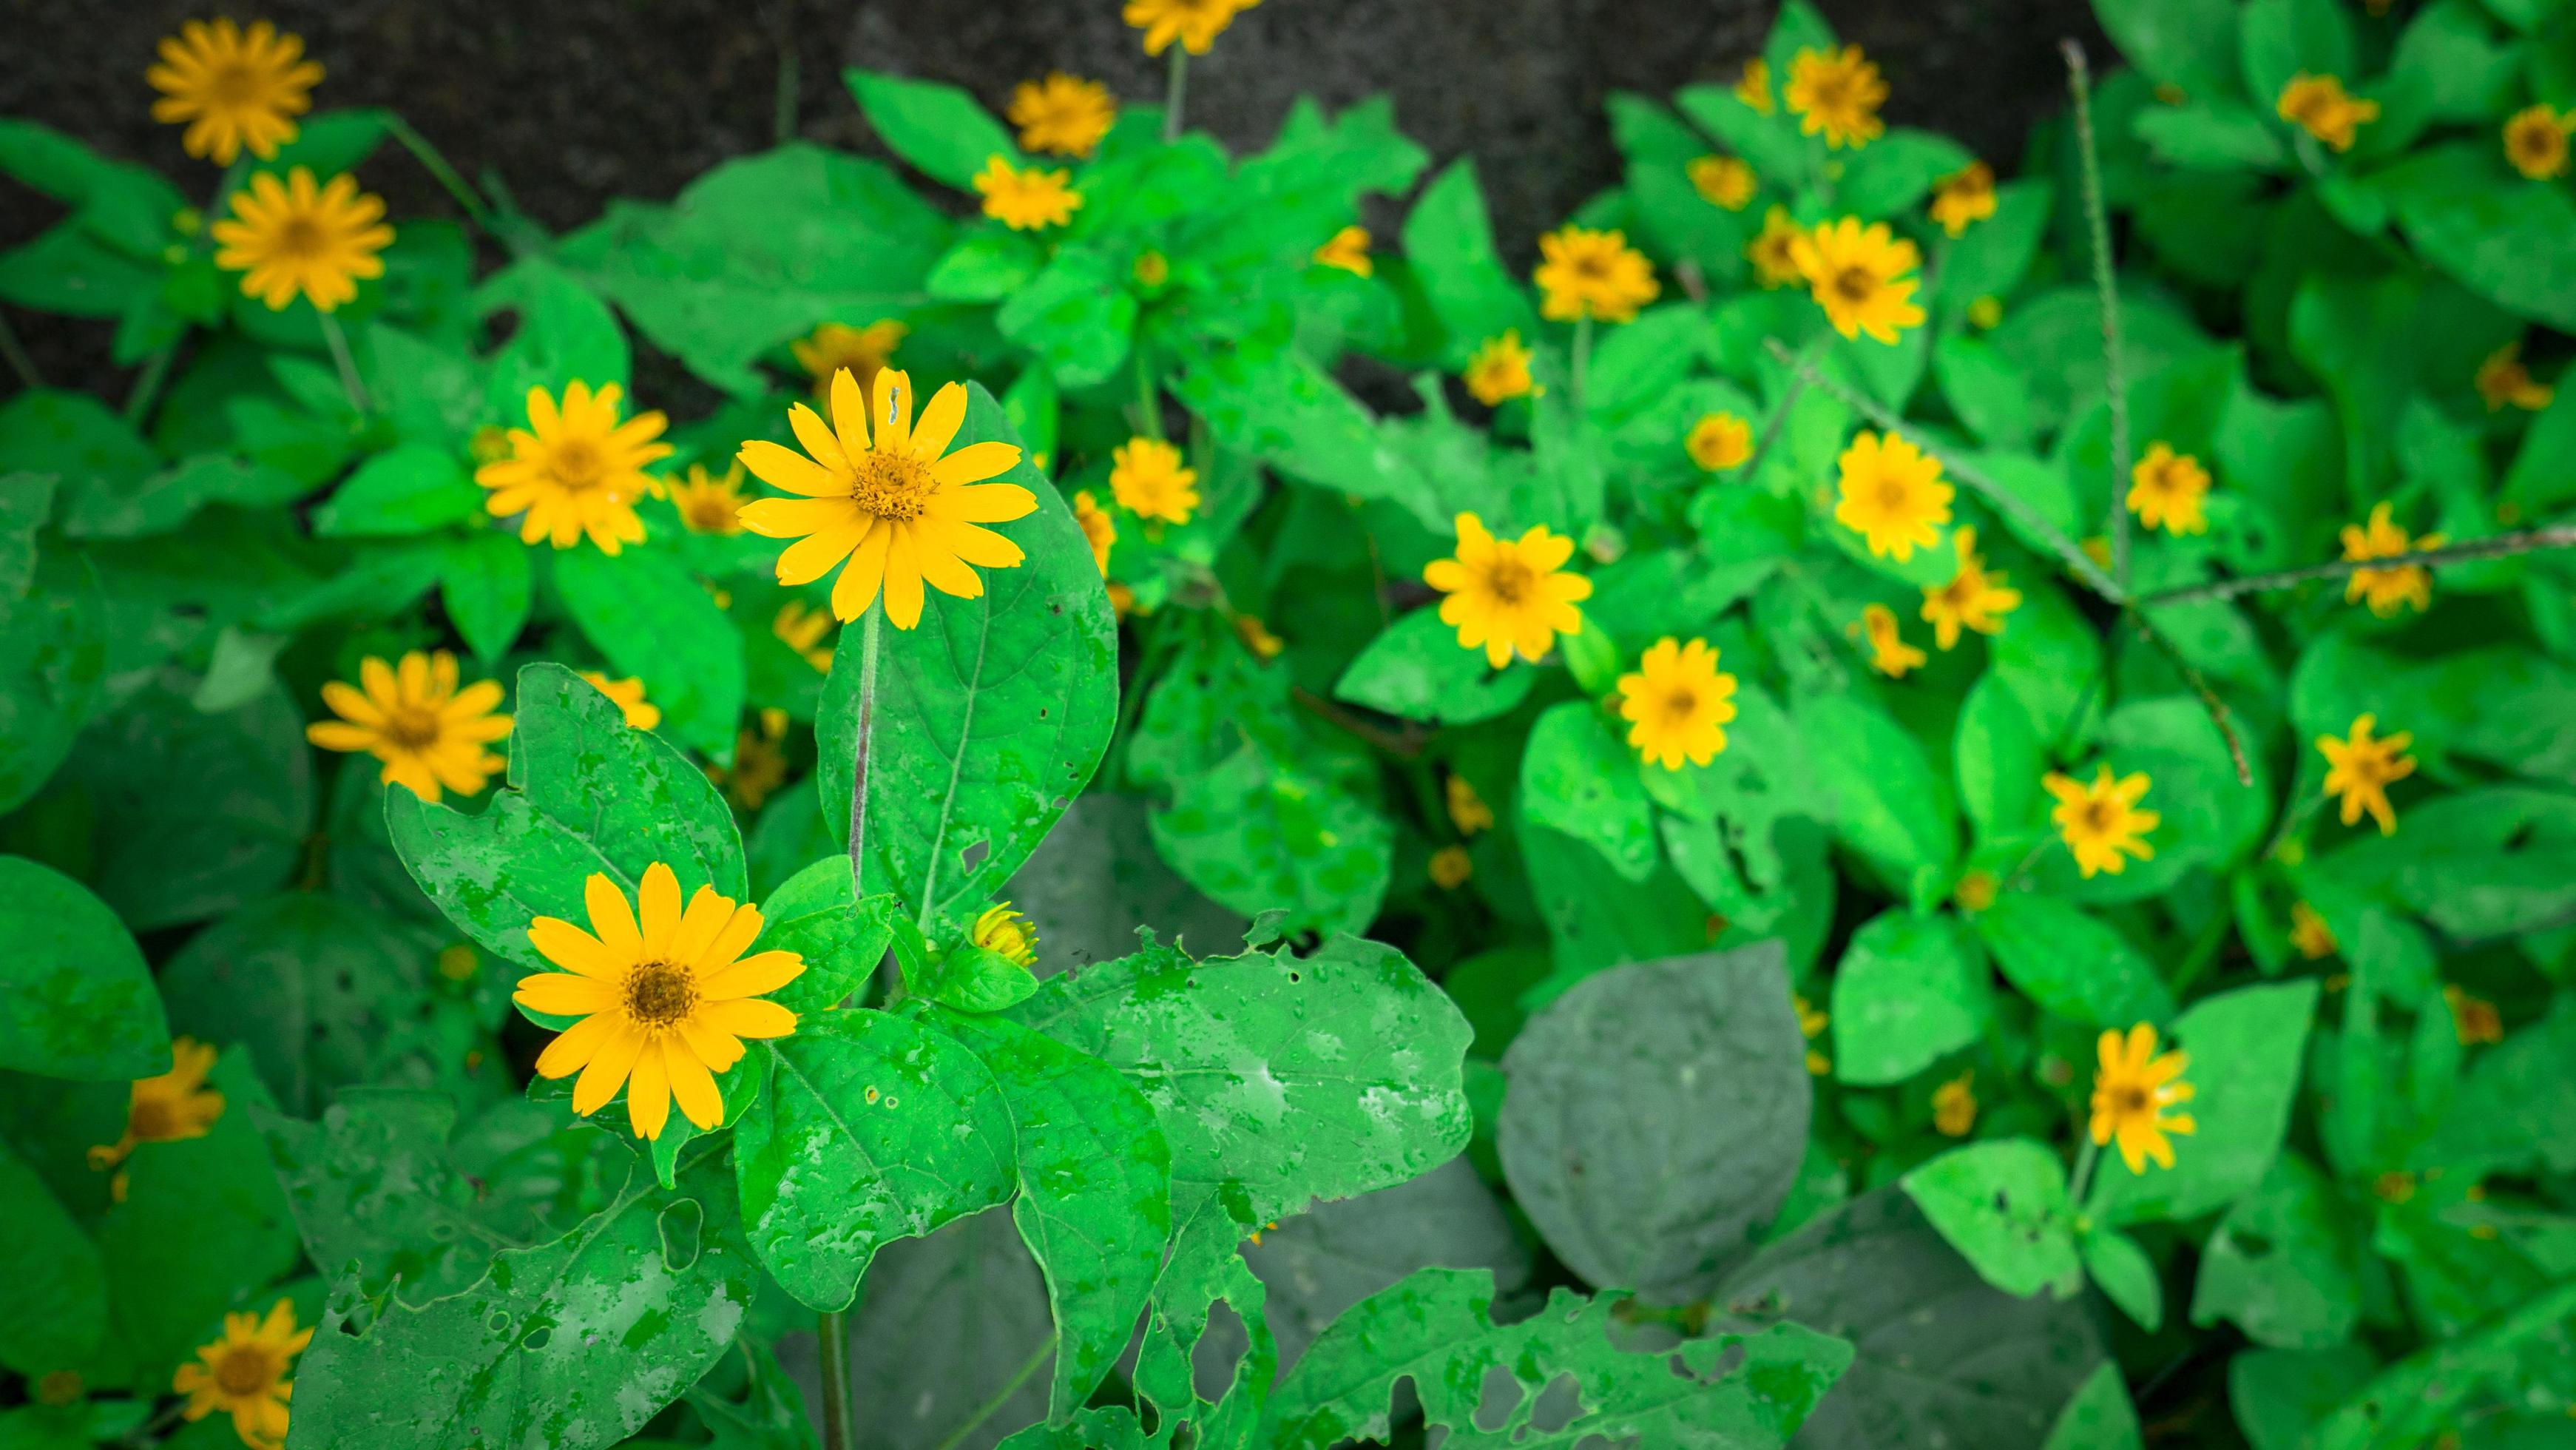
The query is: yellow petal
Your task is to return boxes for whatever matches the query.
[665,1040,725,1130]
[703,997,797,1039]
[514,970,617,1016]
[571,1025,646,1113]
[699,950,804,1001]
[910,382,968,460]
[533,1011,621,1079]
[637,863,683,955]
[585,874,642,954]
[626,1042,671,1140]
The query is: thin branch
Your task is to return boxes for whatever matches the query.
[1738,333,1820,485]
[817,1309,856,1450]
[0,308,42,391]
[848,605,883,908]
[930,1333,1058,1450]
[2123,607,2253,786]
[1292,685,1430,760]
[2062,40,2133,590]
[2135,527,2576,606]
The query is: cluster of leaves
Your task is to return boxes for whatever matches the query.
[5,0,2576,1447]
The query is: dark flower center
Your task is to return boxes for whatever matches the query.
[624,961,696,1027]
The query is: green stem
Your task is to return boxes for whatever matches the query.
[817,1310,855,1450]
[123,343,178,429]
[1132,344,1164,441]
[2068,1135,2101,1209]
[2061,41,2133,592]
[773,24,800,145]
[1163,47,1189,141]
[384,113,495,230]
[930,1333,1057,1450]
[848,604,884,906]
[1570,312,1594,408]
[0,308,44,391]
[1739,333,1822,482]
[2137,526,2576,607]
[2120,607,2251,786]
[317,311,371,414]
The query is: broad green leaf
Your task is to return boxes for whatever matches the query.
[1333,607,1535,726]
[2310,1281,2576,1450]
[2094,0,2242,100]
[2132,104,2286,171]
[439,530,533,662]
[1521,822,1712,982]
[845,71,1019,189]
[1836,129,1975,220]
[553,543,743,758]
[753,858,892,1015]
[1955,673,2043,843]
[1148,743,1393,940]
[1399,161,1535,352]
[0,1136,105,1376]
[59,454,305,540]
[2188,1153,2364,1349]
[996,248,1137,388]
[1830,909,1990,1085]
[2228,1346,2378,1450]
[1975,894,2176,1029]
[1902,1138,2083,1299]
[925,229,1044,302]
[0,391,156,526]
[2041,1361,2144,1450]
[0,857,166,1081]
[909,943,1038,1014]
[313,444,481,537]
[1795,690,1955,885]
[477,257,630,414]
[2088,981,2318,1226]
[2080,1227,2163,1331]
[1518,701,1660,883]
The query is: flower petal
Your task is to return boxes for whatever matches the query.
[514,970,617,1017]
[699,950,805,1001]
[637,863,683,955]
[910,382,969,460]
[930,441,1022,487]
[625,1040,671,1140]
[571,1023,646,1113]
[703,997,798,1039]
[664,1039,725,1130]
[584,874,643,955]
[534,1011,623,1079]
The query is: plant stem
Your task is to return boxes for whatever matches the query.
[2062,40,2133,591]
[2120,607,2252,786]
[930,1333,1057,1450]
[772,13,800,146]
[2068,1135,2101,1208]
[1132,344,1164,440]
[2135,527,2576,606]
[1163,47,1189,141]
[317,311,371,414]
[1570,312,1593,408]
[1740,333,1823,482]
[0,308,44,391]
[817,1309,855,1450]
[385,113,495,231]
[847,604,883,902]
[124,343,177,429]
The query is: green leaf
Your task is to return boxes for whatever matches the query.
[1147,743,1393,940]
[2094,0,2242,99]
[997,248,1138,388]
[0,857,163,1082]
[1902,1138,2083,1300]
[2188,1152,2364,1349]
[845,71,1018,189]
[926,229,1044,302]
[1829,909,1991,1085]
[1499,943,1810,1301]
[2375,143,2576,333]
[59,455,305,541]
[0,1136,105,1376]
[2087,981,2318,1226]
[2080,1226,2163,1332]
[752,859,892,1015]
[477,257,630,414]
[1333,607,1535,726]
[314,445,481,537]
[1836,129,1975,220]
[0,391,155,528]
[1518,701,1660,883]
[1795,690,1956,885]
[1975,894,2176,1028]
[439,530,533,662]
[553,543,744,758]
[1955,673,2043,843]
[2132,104,2287,171]
[1399,161,1535,352]
[910,943,1038,1014]
[732,1009,1015,1311]
[2041,1360,2144,1450]
[0,550,104,815]
[2310,1281,2576,1450]
[1521,823,1712,982]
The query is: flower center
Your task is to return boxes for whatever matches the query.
[209,62,264,107]
[550,439,605,490]
[1810,75,1850,108]
[623,961,697,1028]
[2082,799,2119,834]
[686,496,735,529]
[2112,1084,2151,1118]
[1661,688,1699,724]
[1833,265,1879,303]
[849,452,936,522]
[275,216,326,259]
[1481,556,1535,606]
[381,704,442,752]
[128,1096,178,1142]
[215,1345,276,1397]
[1875,476,1911,511]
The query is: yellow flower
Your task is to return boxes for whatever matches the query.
[87,1036,223,1187]
[1919,526,2021,649]
[1313,225,1373,277]
[669,462,749,536]
[1791,217,1926,344]
[2476,341,2554,412]
[1685,411,1754,472]
[1785,45,1887,149]
[1933,1070,1977,1137]
[1688,155,1757,211]
[2126,442,2211,536]
[1858,603,1927,679]
[791,320,908,403]
[973,155,1083,231]
[305,651,512,803]
[1106,580,1138,618]
[1234,614,1285,660]
[1535,226,1659,324]
[147,18,321,166]
[1793,992,1830,1076]
[1966,294,2004,329]
[1445,774,1494,837]
[1073,490,1117,573]
[711,711,791,811]
[2504,104,2575,180]
[1008,72,1118,158]
[1463,331,1537,405]
[2339,503,2444,617]
[2318,712,2415,836]
[1832,430,1952,561]
[1735,58,1774,115]
[1954,869,1996,912]
[736,368,1037,627]
[1745,205,1803,289]
[2444,984,2503,1045]
[2289,902,2337,960]
[173,1298,308,1450]
[2276,73,2378,152]
[773,601,836,672]
[1424,512,1593,669]
[475,382,670,555]
[1125,0,1253,55]
[517,863,804,1142]
[1132,249,1171,288]
[209,168,392,313]
[1928,161,1996,237]
[2046,764,2159,878]
[2092,1024,2196,1173]
[578,673,660,732]
[1109,436,1200,525]
[1615,636,1739,770]
[1429,844,1473,890]
[973,903,1039,968]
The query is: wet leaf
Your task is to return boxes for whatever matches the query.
[0,856,166,1082]
[1901,1138,2083,1300]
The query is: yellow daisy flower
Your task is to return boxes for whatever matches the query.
[791,320,908,404]
[209,168,393,313]
[1428,844,1473,890]
[2318,713,2414,836]
[1463,330,1537,405]
[1859,602,1927,678]
[1687,411,1753,471]
[1124,0,1254,55]
[87,1036,223,1190]
[2504,104,2574,180]
[2476,341,2553,412]
[2126,442,2211,536]
[1234,614,1285,660]
[578,672,660,732]
[973,155,1083,231]
[1313,225,1373,276]
[735,368,1037,628]
[305,650,513,803]
[2045,764,2159,878]
[1615,636,1739,770]
[1928,161,1997,237]
[1008,72,1118,158]
[518,863,805,1141]
[1109,436,1200,525]
[2444,984,2502,1045]
[1688,155,1757,211]
[1791,217,1926,344]
[147,18,322,166]
[711,710,791,812]
[1735,58,1774,115]
[474,382,671,555]
[1424,513,1592,669]
[1535,226,1659,324]
[1832,430,1952,561]
[2288,902,2337,960]
[2339,502,2444,616]
[972,903,1039,968]
[1745,205,1803,289]
[1919,525,2021,649]
[1785,45,1887,149]
[173,1298,309,1450]
[773,601,835,672]
[669,462,748,536]
[2276,73,2378,152]
[2092,1023,2196,1173]
[1933,1070,1977,1137]
[1445,773,1494,837]
[1073,490,1117,573]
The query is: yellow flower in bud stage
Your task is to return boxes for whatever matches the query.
[2289,901,2337,960]
[2046,764,2159,878]
[210,168,393,313]
[1833,430,1952,561]
[1313,225,1373,277]
[148,18,322,165]
[1424,512,1593,669]
[1919,526,2021,649]
[737,368,1036,627]
[578,672,660,731]
[1857,603,1927,679]
[1109,436,1200,525]
[972,903,1040,968]
[1073,490,1117,573]
[669,462,749,536]
[306,650,513,803]
[1746,205,1803,289]
[475,382,672,555]
[1687,411,1754,471]
[1463,331,1536,405]
[173,1298,308,1450]
[1125,0,1256,55]
[89,1036,223,1190]
[2126,442,2211,536]
[1008,72,1118,158]
[1953,869,1997,912]
[2476,341,2553,412]
[2092,1024,2196,1173]
[1429,844,1474,890]
[1928,161,1996,237]
[2339,502,2444,616]
[711,711,791,811]
[1785,45,1887,149]
[1234,614,1285,660]
[1967,294,2005,329]
[1688,155,1757,211]
[2504,104,2575,179]
[791,320,908,403]
[1132,249,1170,288]
[1735,58,1774,115]
[2444,984,2502,1045]
[1615,637,1739,770]
[773,601,836,672]
[2276,73,2378,152]
[1793,992,1830,1075]
[973,155,1083,231]
[1933,1070,1977,1137]
[1445,774,1494,837]
[1535,226,1659,324]
[1791,217,1925,344]
[2318,712,2415,835]
[517,863,804,1142]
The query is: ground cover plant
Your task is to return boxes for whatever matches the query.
[3,0,2575,1446]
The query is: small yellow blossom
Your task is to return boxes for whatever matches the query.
[2319,713,2414,835]
[2127,442,2211,536]
[1745,205,1803,289]
[2339,503,2444,617]
[973,903,1040,968]
[1687,411,1754,471]
[1073,490,1117,574]
[475,382,671,555]
[2444,984,2502,1045]
[791,320,908,403]
[1132,249,1170,288]
[1008,73,1118,158]
[774,601,836,672]
[1785,45,1887,149]
[1858,602,1927,679]
[1933,1070,1977,1136]
[1110,436,1200,525]
[306,651,512,803]
[2045,764,2159,878]
[174,1298,308,1450]
[2503,104,2573,180]
[89,1036,223,1196]
[1833,430,1952,561]
[1920,526,2021,650]
[1463,331,1537,405]
[437,945,479,981]
[1429,844,1473,890]
[1615,637,1739,770]
[578,672,660,731]
[2374,1170,2416,1203]
[1445,774,1494,837]
[1735,58,1774,115]
[1688,155,1757,211]
[1928,161,1996,237]
[973,155,1083,231]
[211,169,393,313]
[1234,615,1285,660]
[1124,0,1254,56]
[1313,225,1373,277]
[148,18,321,165]
[669,462,748,535]
[1791,217,1926,344]
[2276,73,2378,152]
[1967,294,2004,329]
[2289,902,2337,960]
[1535,226,1659,324]
[1424,513,1592,669]
[1793,992,1830,1076]
[2092,1024,2196,1173]
[1954,869,1996,912]
[711,711,791,811]
[2476,341,2553,412]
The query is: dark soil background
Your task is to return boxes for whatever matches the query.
[1,0,2109,395]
